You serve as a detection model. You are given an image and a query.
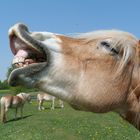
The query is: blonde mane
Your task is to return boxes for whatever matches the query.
[73,30,137,41]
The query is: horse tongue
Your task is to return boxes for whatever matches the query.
[12,50,29,64]
[15,49,29,58]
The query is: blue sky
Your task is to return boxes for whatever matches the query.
[0,0,140,81]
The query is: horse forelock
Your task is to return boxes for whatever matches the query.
[116,39,137,74]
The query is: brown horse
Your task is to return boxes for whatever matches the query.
[37,92,64,110]
[0,93,31,123]
[8,23,140,130]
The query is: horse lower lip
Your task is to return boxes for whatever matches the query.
[8,62,47,86]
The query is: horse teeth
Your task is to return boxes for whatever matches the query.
[12,56,25,64]
[12,57,35,68]
[18,63,23,67]
[25,59,35,64]
[25,61,29,65]
[15,64,19,67]
[23,64,28,67]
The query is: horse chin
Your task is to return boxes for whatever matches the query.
[8,62,47,87]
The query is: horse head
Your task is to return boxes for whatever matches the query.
[8,23,140,129]
[17,92,31,103]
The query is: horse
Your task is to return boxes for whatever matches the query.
[8,23,140,130]
[0,92,31,123]
[37,92,64,110]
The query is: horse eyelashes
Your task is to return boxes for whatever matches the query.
[101,41,110,48]
[110,48,119,55]
[100,41,119,55]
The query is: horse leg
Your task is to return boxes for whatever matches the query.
[3,107,8,123]
[51,98,55,110]
[38,100,41,110]
[41,100,45,110]
[38,100,45,110]
[59,100,64,108]
[1,103,5,123]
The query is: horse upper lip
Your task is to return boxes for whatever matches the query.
[9,23,48,66]
[9,23,45,55]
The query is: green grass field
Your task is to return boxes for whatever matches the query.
[0,101,140,140]
[0,89,12,94]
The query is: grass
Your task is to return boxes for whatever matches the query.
[0,101,140,140]
[0,89,12,94]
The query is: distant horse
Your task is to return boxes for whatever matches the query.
[0,93,31,123]
[37,93,64,110]
[8,23,140,131]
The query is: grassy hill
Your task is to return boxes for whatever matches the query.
[0,101,140,140]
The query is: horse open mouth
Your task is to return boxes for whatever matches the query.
[8,24,48,86]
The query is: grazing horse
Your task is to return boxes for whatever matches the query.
[0,93,31,123]
[8,23,140,130]
[37,92,64,110]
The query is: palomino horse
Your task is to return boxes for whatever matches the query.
[37,92,64,110]
[0,93,31,123]
[8,23,140,130]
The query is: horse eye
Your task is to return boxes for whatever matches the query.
[111,48,119,55]
[100,41,119,55]
[100,41,110,48]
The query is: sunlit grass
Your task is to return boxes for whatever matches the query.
[0,89,12,94]
[0,101,140,140]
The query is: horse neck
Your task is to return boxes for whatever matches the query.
[17,94,27,102]
[122,67,140,130]
[122,92,140,130]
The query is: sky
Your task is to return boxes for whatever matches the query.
[0,0,140,81]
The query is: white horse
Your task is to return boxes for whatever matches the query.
[37,92,64,110]
[8,23,140,131]
[0,93,31,123]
